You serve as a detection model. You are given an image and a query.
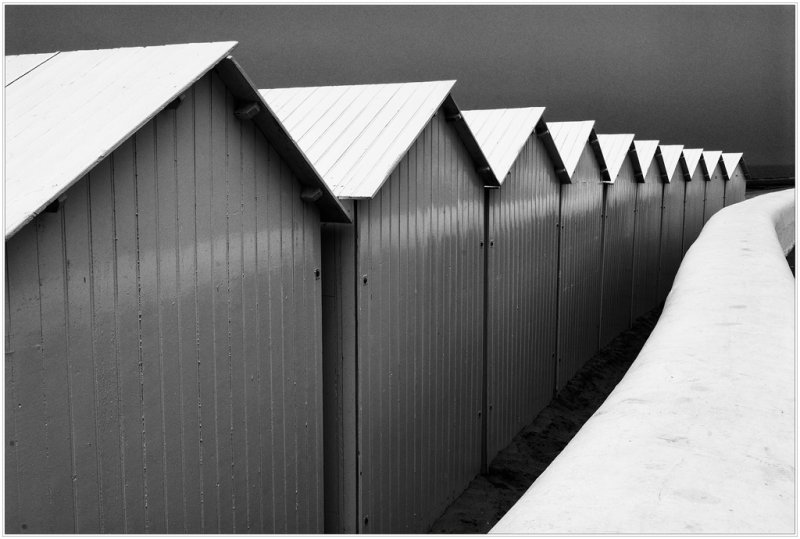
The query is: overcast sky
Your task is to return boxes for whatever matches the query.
[5,4,795,166]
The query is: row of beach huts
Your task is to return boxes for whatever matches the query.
[4,41,749,534]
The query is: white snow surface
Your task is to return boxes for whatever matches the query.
[491,189,796,534]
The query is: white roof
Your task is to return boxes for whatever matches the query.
[632,139,660,180]
[657,145,684,182]
[702,150,723,178]
[546,121,596,180]
[260,80,456,198]
[5,51,58,86]
[5,41,237,238]
[682,148,704,178]
[720,152,744,180]
[462,107,545,183]
[596,134,635,183]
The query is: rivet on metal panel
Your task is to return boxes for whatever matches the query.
[489,240,494,247]
[314,268,320,280]
[477,410,482,417]
[480,240,484,247]
[362,275,368,285]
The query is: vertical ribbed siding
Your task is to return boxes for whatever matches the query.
[321,224,358,534]
[598,158,637,348]
[485,135,560,463]
[631,162,664,320]
[724,166,747,206]
[656,171,687,302]
[556,144,604,390]
[4,71,324,534]
[682,167,707,255]
[703,166,725,223]
[354,110,485,533]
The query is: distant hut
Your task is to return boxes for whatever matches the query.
[629,139,663,320]
[720,152,749,206]
[680,148,706,254]
[261,81,496,534]
[4,43,349,534]
[701,150,724,222]
[655,144,686,301]
[594,133,637,348]
[536,121,605,390]
[463,107,560,466]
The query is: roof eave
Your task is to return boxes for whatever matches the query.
[216,56,352,223]
[441,94,499,187]
[535,121,572,184]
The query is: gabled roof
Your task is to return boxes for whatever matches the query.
[701,150,723,180]
[260,81,496,199]
[631,140,660,182]
[5,51,58,85]
[681,148,704,180]
[656,145,684,182]
[462,107,546,183]
[720,152,744,181]
[595,134,635,183]
[537,120,596,183]
[5,42,350,239]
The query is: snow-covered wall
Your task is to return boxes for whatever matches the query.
[491,189,796,534]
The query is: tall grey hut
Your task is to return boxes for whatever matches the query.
[5,42,347,534]
[655,144,686,301]
[462,107,560,466]
[701,150,725,223]
[261,81,496,534]
[720,152,749,206]
[594,133,637,348]
[536,121,605,391]
[629,139,663,320]
[680,148,706,255]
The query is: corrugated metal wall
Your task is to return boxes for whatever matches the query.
[598,158,637,348]
[656,172,686,302]
[321,224,358,534]
[556,144,604,391]
[4,70,324,534]
[682,166,707,255]
[703,165,725,222]
[346,110,485,533]
[485,135,560,464]
[724,165,747,206]
[631,161,664,320]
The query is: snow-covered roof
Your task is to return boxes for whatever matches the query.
[540,121,596,182]
[657,145,684,182]
[681,148,704,179]
[701,150,723,180]
[596,134,635,183]
[260,80,496,198]
[462,107,545,183]
[632,140,660,181]
[720,152,744,181]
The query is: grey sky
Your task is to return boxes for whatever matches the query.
[4,4,795,166]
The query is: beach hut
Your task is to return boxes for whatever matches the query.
[595,134,637,348]
[462,107,560,466]
[721,152,748,206]
[701,150,724,223]
[536,121,605,391]
[4,42,348,535]
[629,140,663,320]
[655,144,686,301]
[261,81,496,534]
[680,148,706,254]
